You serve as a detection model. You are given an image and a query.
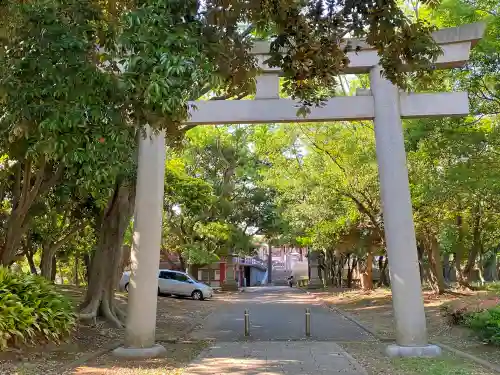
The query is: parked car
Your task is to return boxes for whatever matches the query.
[119,269,213,300]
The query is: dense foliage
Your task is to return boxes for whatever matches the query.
[0,267,76,350]
[467,306,500,345]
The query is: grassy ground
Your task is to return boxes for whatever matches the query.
[0,286,218,375]
[342,341,498,375]
[309,284,500,368]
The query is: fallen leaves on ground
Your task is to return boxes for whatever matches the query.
[69,341,208,375]
[310,286,500,367]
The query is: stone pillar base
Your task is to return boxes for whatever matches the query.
[386,344,442,358]
[221,280,239,291]
[112,344,167,358]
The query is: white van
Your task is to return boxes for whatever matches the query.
[119,269,213,301]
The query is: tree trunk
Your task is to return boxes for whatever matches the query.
[83,253,91,284]
[346,254,353,288]
[79,180,135,327]
[40,248,57,279]
[417,244,425,283]
[360,252,374,291]
[454,214,473,289]
[464,202,481,282]
[381,257,389,286]
[425,235,446,294]
[25,250,38,275]
[377,255,389,287]
[74,252,79,286]
[177,251,186,271]
[443,253,453,282]
[51,255,57,282]
[1,212,31,265]
[40,222,85,280]
[0,159,64,265]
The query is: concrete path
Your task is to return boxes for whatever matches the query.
[184,287,372,374]
[190,286,373,342]
[183,341,367,374]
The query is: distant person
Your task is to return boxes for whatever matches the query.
[287,275,294,287]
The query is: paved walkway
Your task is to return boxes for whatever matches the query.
[184,287,373,374]
[184,341,367,374]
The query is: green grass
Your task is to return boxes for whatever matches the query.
[483,281,500,294]
[392,357,480,375]
[341,342,497,375]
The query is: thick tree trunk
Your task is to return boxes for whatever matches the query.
[426,236,446,294]
[79,180,135,327]
[360,252,374,291]
[1,213,31,265]
[0,159,64,265]
[40,248,57,279]
[483,253,499,281]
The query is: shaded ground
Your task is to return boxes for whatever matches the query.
[70,341,209,375]
[308,287,500,367]
[190,286,374,342]
[0,286,217,375]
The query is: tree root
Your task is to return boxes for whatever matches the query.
[78,297,100,321]
[101,297,125,328]
[78,294,125,328]
[114,305,127,322]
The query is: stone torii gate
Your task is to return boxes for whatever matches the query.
[114,22,485,358]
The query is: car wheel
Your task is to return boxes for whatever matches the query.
[158,287,161,296]
[192,290,204,301]
[124,283,129,292]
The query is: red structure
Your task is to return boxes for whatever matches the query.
[219,257,227,285]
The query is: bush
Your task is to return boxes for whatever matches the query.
[466,306,500,346]
[441,296,500,325]
[0,267,76,350]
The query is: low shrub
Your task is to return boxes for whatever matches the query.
[0,266,76,350]
[441,295,499,325]
[466,306,500,346]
